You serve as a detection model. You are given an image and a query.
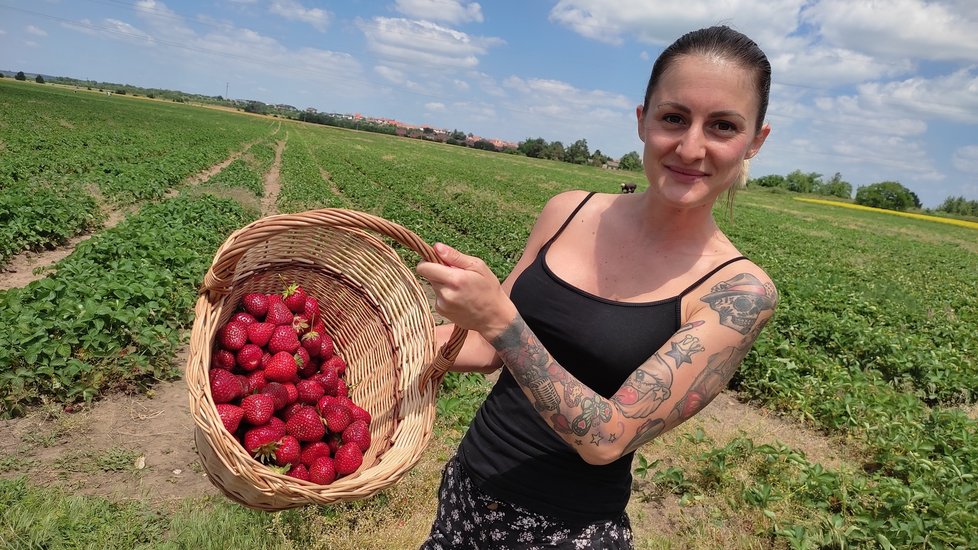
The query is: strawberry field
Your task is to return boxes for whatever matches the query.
[1,79,977,548]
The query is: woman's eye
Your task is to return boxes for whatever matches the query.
[663,114,684,125]
[714,121,737,133]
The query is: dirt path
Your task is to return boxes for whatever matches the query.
[260,138,287,216]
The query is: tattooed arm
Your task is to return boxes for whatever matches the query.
[490,270,777,464]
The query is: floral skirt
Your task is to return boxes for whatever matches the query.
[419,454,633,550]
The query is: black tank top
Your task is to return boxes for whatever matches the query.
[457,192,747,523]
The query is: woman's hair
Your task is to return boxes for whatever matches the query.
[642,25,771,133]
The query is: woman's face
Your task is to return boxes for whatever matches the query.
[637,54,770,210]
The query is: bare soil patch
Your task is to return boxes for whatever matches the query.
[261,138,287,216]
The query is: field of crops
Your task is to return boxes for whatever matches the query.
[1,79,976,548]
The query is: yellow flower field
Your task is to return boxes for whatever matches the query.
[796,197,978,229]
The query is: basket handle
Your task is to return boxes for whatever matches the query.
[201,208,466,391]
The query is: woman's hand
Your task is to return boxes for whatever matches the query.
[416,243,518,340]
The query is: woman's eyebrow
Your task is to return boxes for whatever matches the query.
[655,102,746,121]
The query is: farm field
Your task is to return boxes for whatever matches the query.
[1,79,977,549]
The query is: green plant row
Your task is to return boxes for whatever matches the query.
[0,193,255,417]
[0,180,103,264]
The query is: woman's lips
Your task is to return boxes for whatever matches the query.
[666,165,708,183]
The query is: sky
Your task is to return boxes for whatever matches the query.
[2,0,978,208]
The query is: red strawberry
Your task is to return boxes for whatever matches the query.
[292,314,311,335]
[245,370,267,393]
[242,293,269,319]
[297,355,319,379]
[323,355,347,377]
[314,368,340,396]
[303,296,321,324]
[243,425,282,461]
[322,403,352,434]
[211,349,236,370]
[295,347,311,371]
[264,351,298,383]
[282,283,308,313]
[231,312,256,325]
[241,393,276,425]
[246,322,275,347]
[333,443,363,476]
[260,382,291,410]
[281,402,305,421]
[316,395,337,416]
[296,379,325,404]
[326,433,342,455]
[218,320,249,351]
[275,435,302,467]
[349,404,371,425]
[287,463,310,481]
[286,406,326,442]
[265,300,293,326]
[300,441,331,466]
[266,416,286,435]
[210,368,242,404]
[236,344,263,372]
[335,378,349,398]
[309,456,336,485]
[342,419,371,453]
[215,403,244,434]
[302,330,323,357]
[268,325,300,355]
[282,382,299,405]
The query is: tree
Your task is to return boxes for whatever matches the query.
[446,129,467,146]
[785,170,821,193]
[518,137,547,158]
[563,139,590,165]
[854,181,915,211]
[35,74,45,84]
[618,151,642,171]
[543,141,565,161]
[815,172,852,199]
[15,71,26,81]
[0,73,4,78]
[750,174,786,188]
[590,149,609,167]
[473,139,497,151]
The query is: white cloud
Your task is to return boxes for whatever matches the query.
[61,17,155,45]
[952,145,978,173]
[26,25,47,37]
[393,0,484,24]
[359,17,501,72]
[857,68,978,124]
[269,0,330,32]
[812,95,927,137]
[374,65,406,84]
[803,0,978,62]
[771,41,914,88]
[425,101,446,111]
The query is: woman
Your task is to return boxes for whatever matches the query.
[416,25,778,549]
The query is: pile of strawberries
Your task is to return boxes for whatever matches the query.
[208,282,371,485]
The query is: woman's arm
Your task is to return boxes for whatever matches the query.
[436,323,503,374]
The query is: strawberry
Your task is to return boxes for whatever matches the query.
[246,322,275,347]
[211,349,236,370]
[218,320,249,351]
[323,355,347,377]
[295,346,311,371]
[236,344,263,372]
[342,419,371,453]
[300,441,331,467]
[319,336,335,359]
[326,433,342,455]
[309,456,336,485]
[316,395,338,416]
[264,351,298,383]
[321,403,352,434]
[335,378,349,398]
[210,368,242,404]
[291,314,311,335]
[282,283,308,313]
[333,443,363,476]
[243,425,282,461]
[281,402,305,421]
[215,403,244,434]
[302,330,324,357]
[231,312,257,325]
[282,382,299,405]
[245,370,267,393]
[241,393,276,425]
[314,368,340,396]
[296,379,325,404]
[286,406,326,442]
[287,463,310,481]
[260,382,291,410]
[297,355,319,379]
[274,435,302,467]
[265,300,294,326]
[268,325,300,355]
[242,293,269,319]
[303,296,321,324]
[266,416,286,435]
[349,404,372,425]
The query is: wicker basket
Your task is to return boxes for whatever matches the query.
[185,208,466,511]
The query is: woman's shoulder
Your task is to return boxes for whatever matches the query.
[684,255,779,321]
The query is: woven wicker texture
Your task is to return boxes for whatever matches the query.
[186,209,466,511]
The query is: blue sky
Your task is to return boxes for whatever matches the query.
[3,0,978,208]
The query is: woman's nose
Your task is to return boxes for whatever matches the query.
[675,127,706,162]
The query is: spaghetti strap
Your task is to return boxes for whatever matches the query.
[542,191,597,249]
[678,256,749,298]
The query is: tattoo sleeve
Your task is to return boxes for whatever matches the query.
[490,272,777,460]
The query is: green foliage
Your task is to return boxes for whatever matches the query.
[937,195,978,217]
[35,74,45,84]
[618,151,642,171]
[854,181,917,211]
[0,181,102,264]
[15,71,26,81]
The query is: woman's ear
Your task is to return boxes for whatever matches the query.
[635,105,646,143]
[746,123,771,159]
